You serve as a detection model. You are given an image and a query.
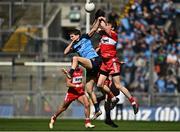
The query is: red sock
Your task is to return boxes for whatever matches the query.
[85,118,90,124]
[107,91,114,99]
[129,97,136,105]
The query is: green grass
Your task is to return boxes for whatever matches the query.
[0,118,180,131]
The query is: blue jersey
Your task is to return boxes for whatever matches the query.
[72,34,98,59]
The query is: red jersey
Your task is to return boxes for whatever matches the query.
[65,67,84,102]
[71,67,83,85]
[99,30,118,59]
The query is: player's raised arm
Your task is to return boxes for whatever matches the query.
[99,17,112,37]
[87,8,106,37]
[87,17,102,37]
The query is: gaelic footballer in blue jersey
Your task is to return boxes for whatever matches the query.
[64,17,103,79]
[63,17,105,119]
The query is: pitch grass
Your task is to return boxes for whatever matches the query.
[0,118,180,131]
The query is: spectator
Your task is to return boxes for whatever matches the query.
[155,76,166,93]
[114,0,179,93]
[165,70,178,93]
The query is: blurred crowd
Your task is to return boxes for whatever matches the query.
[108,0,180,93]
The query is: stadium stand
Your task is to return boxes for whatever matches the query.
[2,27,38,52]
[114,0,179,93]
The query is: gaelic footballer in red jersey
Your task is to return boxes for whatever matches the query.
[49,67,95,129]
[65,67,84,102]
[96,16,139,115]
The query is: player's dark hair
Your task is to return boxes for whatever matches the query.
[108,20,117,31]
[95,9,105,19]
[69,29,81,36]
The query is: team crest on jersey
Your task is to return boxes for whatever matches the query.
[102,38,109,43]
[72,76,83,83]
[101,37,116,45]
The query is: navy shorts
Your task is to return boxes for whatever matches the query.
[86,56,102,78]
